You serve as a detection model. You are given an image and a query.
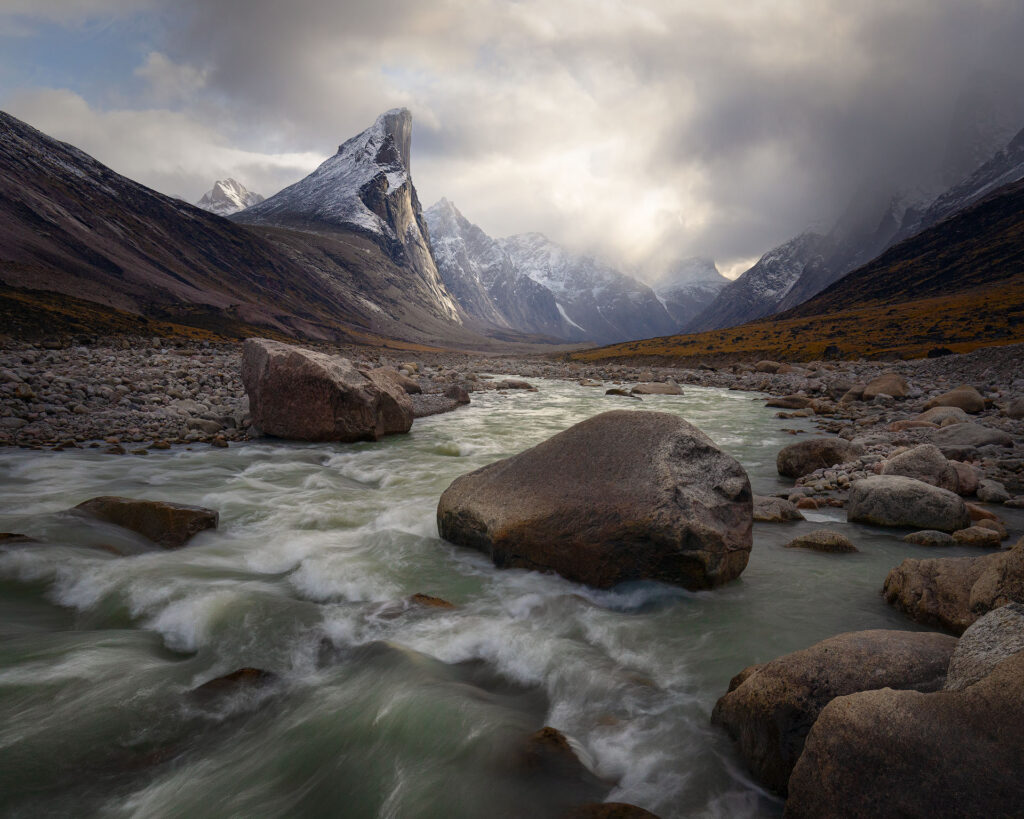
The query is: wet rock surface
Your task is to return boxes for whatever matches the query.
[437,410,753,590]
[712,630,955,794]
[72,496,218,549]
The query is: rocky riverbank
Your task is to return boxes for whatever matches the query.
[1,338,1021,502]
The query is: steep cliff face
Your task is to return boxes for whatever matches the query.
[234,109,462,325]
[425,199,575,339]
[653,257,730,329]
[687,233,825,332]
[497,233,677,345]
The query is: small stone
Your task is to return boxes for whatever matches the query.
[951,526,1002,548]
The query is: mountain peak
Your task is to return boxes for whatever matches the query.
[195,178,264,216]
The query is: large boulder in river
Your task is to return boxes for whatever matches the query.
[776,438,863,479]
[847,476,970,532]
[882,540,1024,634]
[753,495,805,522]
[241,338,413,442]
[923,385,985,413]
[436,410,752,590]
[861,372,908,400]
[784,652,1024,819]
[880,444,958,492]
[712,630,955,795]
[630,382,682,395]
[73,496,218,548]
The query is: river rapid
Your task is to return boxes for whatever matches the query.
[0,380,993,818]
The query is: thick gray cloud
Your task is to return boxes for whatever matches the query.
[3,0,1024,279]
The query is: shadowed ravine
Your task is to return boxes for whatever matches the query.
[1,381,1016,818]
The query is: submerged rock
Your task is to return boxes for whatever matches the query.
[847,476,970,532]
[241,338,412,442]
[784,529,858,553]
[902,530,955,547]
[72,496,218,549]
[785,653,1024,819]
[437,410,752,590]
[776,438,863,479]
[712,630,955,795]
[189,668,277,702]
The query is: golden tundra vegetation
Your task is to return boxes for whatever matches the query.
[572,276,1024,365]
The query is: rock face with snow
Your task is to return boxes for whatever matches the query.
[427,201,677,344]
[687,233,825,332]
[653,257,730,329]
[497,233,677,344]
[195,178,264,216]
[234,108,462,326]
[424,199,575,339]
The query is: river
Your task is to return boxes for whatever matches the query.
[0,380,998,818]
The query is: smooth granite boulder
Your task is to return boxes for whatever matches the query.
[437,411,752,590]
[712,630,955,794]
[784,653,1024,819]
[944,603,1024,691]
[923,385,986,413]
[880,444,958,492]
[847,476,970,532]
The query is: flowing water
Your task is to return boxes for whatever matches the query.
[0,381,1013,818]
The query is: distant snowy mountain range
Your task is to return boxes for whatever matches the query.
[425,200,681,344]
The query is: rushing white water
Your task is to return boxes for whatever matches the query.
[0,380,1003,818]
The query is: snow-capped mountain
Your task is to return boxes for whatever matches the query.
[687,233,825,332]
[426,200,676,344]
[653,257,730,329]
[424,199,577,339]
[497,233,677,344]
[234,108,461,324]
[195,178,264,216]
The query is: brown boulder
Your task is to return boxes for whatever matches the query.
[712,630,956,795]
[241,338,413,442]
[630,382,682,395]
[370,366,421,395]
[923,385,985,413]
[755,360,782,373]
[882,540,1024,634]
[951,526,1002,548]
[73,496,218,549]
[915,405,969,425]
[861,372,908,400]
[753,495,805,522]
[784,653,1024,819]
[776,438,864,479]
[437,411,752,590]
[766,395,812,409]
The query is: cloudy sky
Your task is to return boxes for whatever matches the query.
[2,0,1024,280]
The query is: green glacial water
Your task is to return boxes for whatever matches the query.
[0,381,1005,818]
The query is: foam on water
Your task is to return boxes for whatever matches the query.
[3,380,1014,817]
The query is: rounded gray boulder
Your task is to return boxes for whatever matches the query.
[436,410,752,590]
[847,475,970,532]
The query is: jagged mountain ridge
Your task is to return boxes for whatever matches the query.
[195,178,264,216]
[686,233,825,332]
[0,109,527,348]
[233,108,461,325]
[653,257,730,328]
[426,200,677,344]
[424,199,576,339]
